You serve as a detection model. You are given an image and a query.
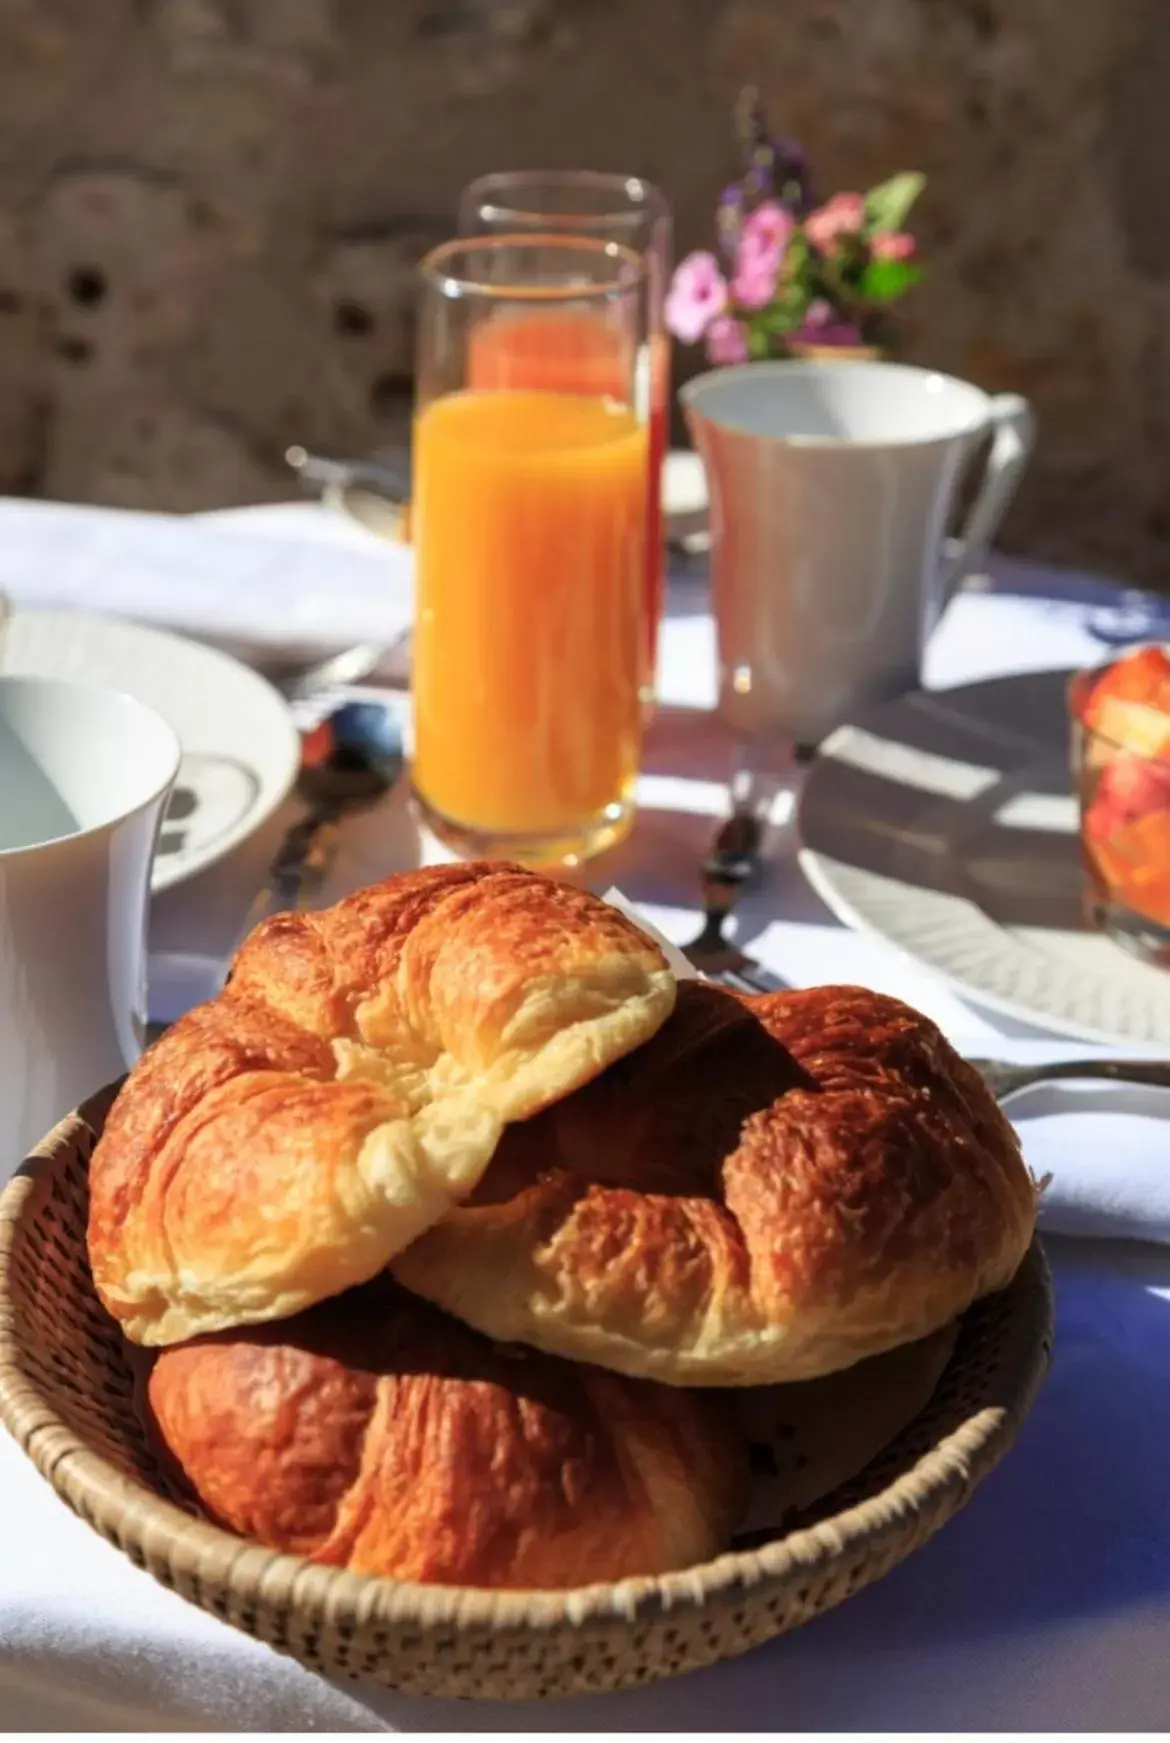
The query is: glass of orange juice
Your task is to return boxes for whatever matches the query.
[458,172,672,705]
[412,234,649,868]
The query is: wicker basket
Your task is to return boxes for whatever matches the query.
[0,1087,1053,1701]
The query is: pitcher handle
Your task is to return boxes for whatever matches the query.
[941,393,1036,600]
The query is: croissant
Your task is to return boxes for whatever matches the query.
[145,1279,747,1589]
[393,982,1037,1385]
[88,863,675,1346]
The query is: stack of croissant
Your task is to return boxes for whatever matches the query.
[87,863,1036,1590]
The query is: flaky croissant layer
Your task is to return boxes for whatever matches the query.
[89,864,675,1345]
[394,982,1037,1385]
[146,1279,747,1588]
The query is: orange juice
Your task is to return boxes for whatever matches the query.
[412,388,647,855]
[469,311,628,398]
[470,312,666,692]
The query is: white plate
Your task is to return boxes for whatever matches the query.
[4,609,300,893]
[798,667,1170,1045]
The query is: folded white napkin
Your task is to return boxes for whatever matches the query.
[0,496,414,657]
[974,1044,1170,1244]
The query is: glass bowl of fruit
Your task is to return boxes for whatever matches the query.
[1070,644,1170,968]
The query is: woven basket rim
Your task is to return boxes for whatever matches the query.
[0,1089,1054,1637]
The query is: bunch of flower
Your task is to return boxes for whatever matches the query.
[666,87,925,364]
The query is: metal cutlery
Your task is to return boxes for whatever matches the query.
[964,1055,1170,1103]
[682,800,788,993]
[220,697,405,984]
[285,443,411,543]
[266,635,407,703]
[285,444,412,506]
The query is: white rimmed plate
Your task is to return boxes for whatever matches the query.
[4,609,299,893]
[798,667,1170,1045]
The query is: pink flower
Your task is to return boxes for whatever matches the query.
[665,251,728,345]
[729,199,793,309]
[871,229,916,261]
[804,191,866,252]
[739,198,794,260]
[704,313,749,365]
[731,249,778,310]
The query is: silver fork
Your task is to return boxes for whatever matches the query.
[966,1056,1170,1103]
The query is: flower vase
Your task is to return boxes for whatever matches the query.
[786,342,883,363]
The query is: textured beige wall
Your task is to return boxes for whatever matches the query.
[0,0,1166,585]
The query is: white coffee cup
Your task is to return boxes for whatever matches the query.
[681,360,1036,746]
[0,676,180,1179]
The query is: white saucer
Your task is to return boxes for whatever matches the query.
[4,609,300,893]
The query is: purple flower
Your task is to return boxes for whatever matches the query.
[792,299,865,348]
[704,313,749,365]
[665,250,728,345]
[716,183,744,264]
[732,88,814,214]
[802,299,835,329]
[773,137,814,214]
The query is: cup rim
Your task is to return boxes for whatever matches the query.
[0,674,181,862]
[679,358,995,450]
[419,232,646,304]
[459,169,670,233]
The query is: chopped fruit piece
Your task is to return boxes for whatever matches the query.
[1086,643,1170,711]
[1092,752,1170,824]
[1085,808,1170,928]
[1077,647,1170,939]
[1090,695,1170,760]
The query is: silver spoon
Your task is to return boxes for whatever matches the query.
[684,781,788,992]
[220,697,405,983]
[285,444,411,544]
[285,443,411,505]
[263,633,409,703]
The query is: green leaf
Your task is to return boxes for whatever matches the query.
[784,231,812,282]
[857,258,924,304]
[757,305,802,336]
[864,171,925,235]
[747,324,773,360]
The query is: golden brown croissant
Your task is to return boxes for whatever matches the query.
[393,982,1036,1385]
[88,864,675,1346]
[145,1279,747,1589]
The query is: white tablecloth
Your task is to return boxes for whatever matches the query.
[3,503,1170,1731]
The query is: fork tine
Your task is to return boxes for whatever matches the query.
[697,963,788,997]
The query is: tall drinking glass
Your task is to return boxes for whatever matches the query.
[412,234,648,867]
[458,171,671,702]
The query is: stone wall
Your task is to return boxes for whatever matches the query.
[0,0,1166,585]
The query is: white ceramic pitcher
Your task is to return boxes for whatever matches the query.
[681,360,1035,746]
[0,676,179,1179]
